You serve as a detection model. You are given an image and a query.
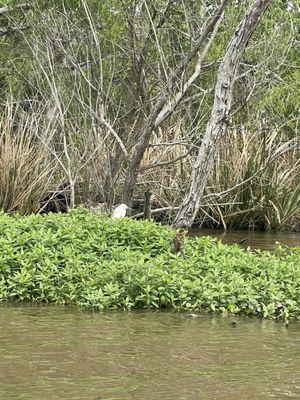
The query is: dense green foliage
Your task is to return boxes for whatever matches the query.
[0,1,299,230]
[0,209,299,319]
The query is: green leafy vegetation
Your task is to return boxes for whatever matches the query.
[0,209,299,319]
[0,1,298,230]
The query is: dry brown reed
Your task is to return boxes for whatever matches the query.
[0,103,56,213]
[139,127,300,230]
[0,101,298,231]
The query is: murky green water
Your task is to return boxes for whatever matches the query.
[189,229,300,250]
[0,305,300,399]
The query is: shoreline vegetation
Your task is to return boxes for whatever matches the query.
[0,1,299,232]
[1,209,299,320]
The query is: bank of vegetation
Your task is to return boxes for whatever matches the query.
[0,209,299,319]
[0,1,299,230]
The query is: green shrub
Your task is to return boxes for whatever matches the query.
[0,208,299,319]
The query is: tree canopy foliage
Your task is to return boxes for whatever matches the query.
[0,1,299,230]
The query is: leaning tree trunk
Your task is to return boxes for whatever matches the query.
[173,0,271,228]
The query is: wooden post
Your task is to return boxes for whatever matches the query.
[143,189,151,220]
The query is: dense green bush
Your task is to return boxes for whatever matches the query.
[0,209,299,319]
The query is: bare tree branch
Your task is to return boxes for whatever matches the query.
[122,0,228,205]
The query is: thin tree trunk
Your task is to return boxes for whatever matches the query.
[173,0,271,228]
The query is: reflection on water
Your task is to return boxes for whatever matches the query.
[189,228,300,250]
[0,304,300,399]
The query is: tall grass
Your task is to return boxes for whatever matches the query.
[0,103,56,213]
[140,127,300,231]
[0,102,298,230]
[208,129,300,231]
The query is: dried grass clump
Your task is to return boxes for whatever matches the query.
[0,103,56,213]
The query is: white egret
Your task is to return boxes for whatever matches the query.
[112,203,131,219]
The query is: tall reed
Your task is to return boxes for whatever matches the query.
[0,103,56,213]
[0,101,298,230]
[139,127,300,231]
[208,129,300,230]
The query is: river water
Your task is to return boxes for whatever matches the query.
[189,229,300,250]
[1,304,300,399]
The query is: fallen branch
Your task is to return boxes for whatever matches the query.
[132,202,244,218]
